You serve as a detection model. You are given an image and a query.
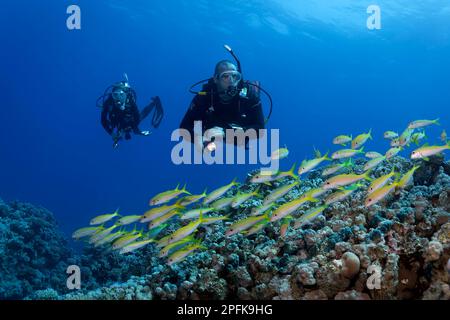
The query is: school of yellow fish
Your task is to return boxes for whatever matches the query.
[73,118,449,265]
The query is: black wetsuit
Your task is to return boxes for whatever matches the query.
[101,96,150,139]
[180,81,265,141]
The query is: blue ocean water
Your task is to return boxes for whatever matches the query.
[0,0,449,243]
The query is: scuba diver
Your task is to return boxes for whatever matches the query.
[97,74,164,148]
[180,45,273,151]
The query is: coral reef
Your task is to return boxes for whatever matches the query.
[0,199,71,299]
[2,156,449,300]
[57,157,449,300]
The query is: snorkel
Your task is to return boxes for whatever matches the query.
[223,44,243,98]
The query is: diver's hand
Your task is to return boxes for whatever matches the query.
[141,130,151,136]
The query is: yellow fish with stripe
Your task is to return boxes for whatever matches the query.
[167,241,206,266]
[140,202,184,223]
[262,181,299,205]
[226,213,270,236]
[351,129,372,149]
[367,169,396,194]
[365,183,398,207]
[331,147,364,160]
[90,208,120,225]
[298,152,331,175]
[407,118,440,129]
[294,205,328,229]
[270,196,318,222]
[396,165,420,190]
[411,142,450,160]
[333,134,352,146]
[203,178,239,204]
[322,171,372,190]
[149,184,191,206]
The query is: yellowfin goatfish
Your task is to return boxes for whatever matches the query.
[165,214,205,245]
[119,239,154,255]
[351,129,372,149]
[140,203,184,223]
[411,142,450,160]
[226,213,270,236]
[181,207,215,220]
[331,147,364,160]
[324,184,361,205]
[270,196,318,222]
[178,189,208,206]
[333,134,352,146]
[201,215,229,225]
[249,171,280,184]
[116,215,142,226]
[365,151,383,159]
[203,178,239,204]
[94,230,127,247]
[89,224,119,244]
[112,230,144,250]
[322,171,372,190]
[270,146,289,160]
[298,152,331,176]
[363,156,386,172]
[159,235,196,258]
[321,158,353,177]
[262,181,299,205]
[294,205,328,229]
[303,187,328,199]
[148,223,168,239]
[398,128,414,147]
[396,165,420,190]
[72,226,104,240]
[210,196,235,211]
[244,221,269,236]
[384,131,398,139]
[411,131,426,145]
[148,210,181,229]
[367,169,396,194]
[385,147,402,160]
[167,242,206,266]
[149,184,191,206]
[231,187,261,208]
[90,208,120,225]
[250,202,275,216]
[365,183,398,207]
[407,118,440,129]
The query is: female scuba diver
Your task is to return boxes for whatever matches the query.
[97,74,164,148]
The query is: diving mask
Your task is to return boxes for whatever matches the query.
[218,70,242,85]
[112,89,127,109]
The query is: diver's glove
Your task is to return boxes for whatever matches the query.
[141,130,151,136]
